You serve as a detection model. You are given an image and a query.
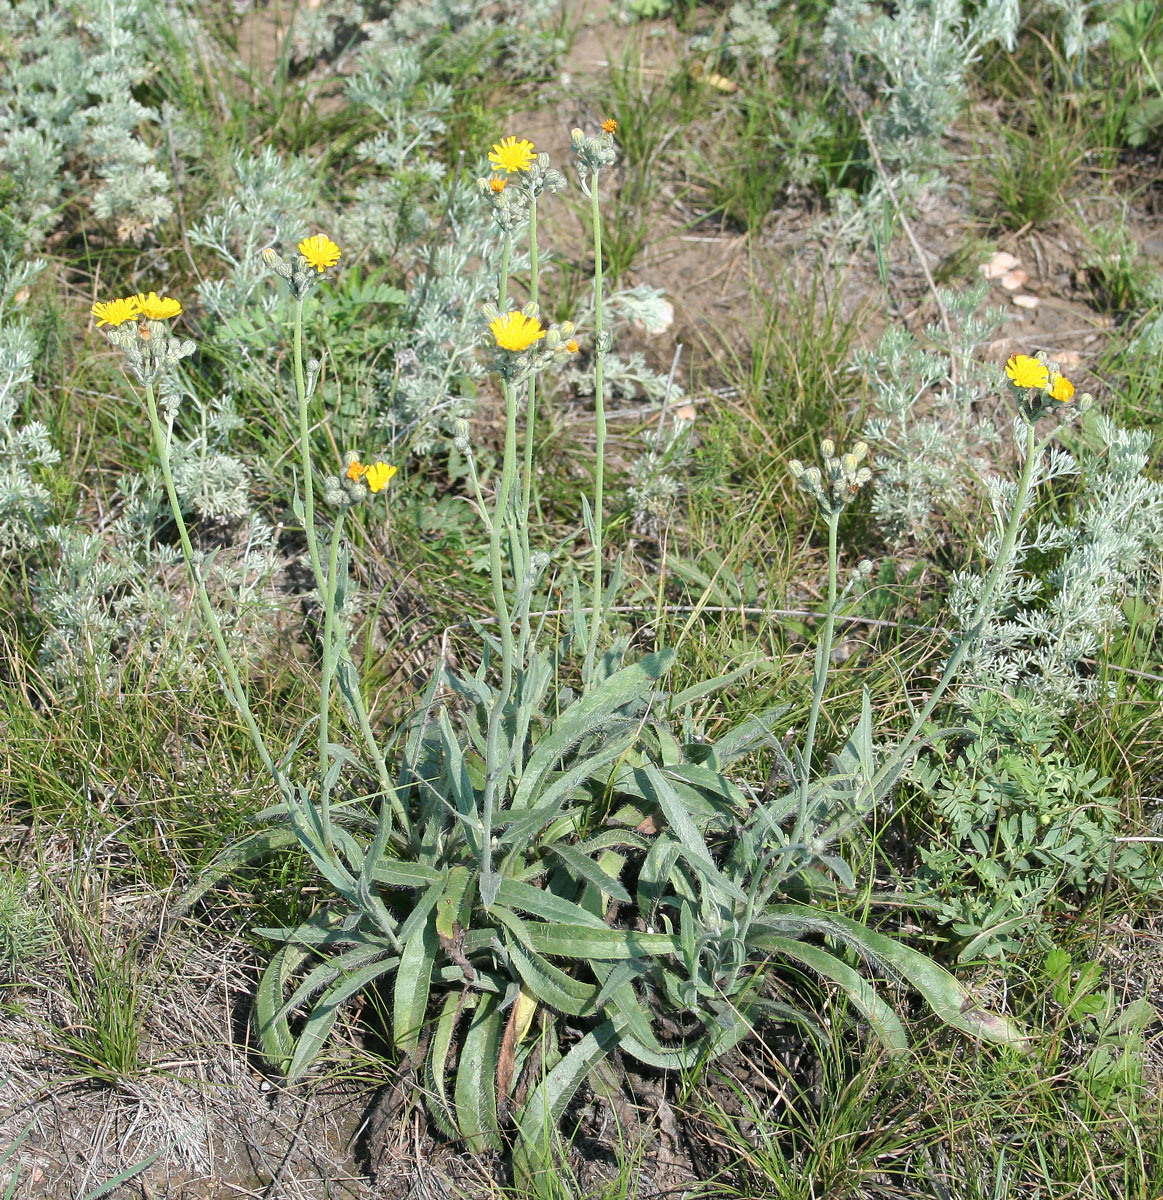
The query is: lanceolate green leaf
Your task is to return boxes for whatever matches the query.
[287,955,401,1080]
[394,912,439,1057]
[755,905,1027,1045]
[548,843,632,904]
[505,939,599,1016]
[756,935,907,1049]
[510,650,675,812]
[515,1019,623,1172]
[639,764,746,902]
[454,993,503,1152]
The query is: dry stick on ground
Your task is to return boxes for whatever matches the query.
[842,80,957,385]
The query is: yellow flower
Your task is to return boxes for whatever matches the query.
[488,175,508,193]
[488,136,536,173]
[566,339,580,353]
[601,117,618,134]
[490,311,546,352]
[298,235,341,273]
[364,462,397,493]
[91,296,139,327]
[346,460,367,481]
[1048,373,1075,403]
[1005,354,1048,390]
[130,291,182,320]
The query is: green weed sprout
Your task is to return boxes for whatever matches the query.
[95,130,1027,1173]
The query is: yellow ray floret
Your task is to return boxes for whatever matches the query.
[1005,354,1048,390]
[1048,373,1075,403]
[346,460,367,481]
[490,311,546,352]
[364,462,397,493]
[91,297,140,327]
[601,117,618,133]
[488,136,536,173]
[488,175,508,193]
[298,235,341,273]
[130,291,182,320]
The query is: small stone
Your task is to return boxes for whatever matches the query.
[671,404,697,422]
[1054,349,1083,366]
[1000,269,1028,290]
[981,251,1021,279]
[1012,294,1039,309]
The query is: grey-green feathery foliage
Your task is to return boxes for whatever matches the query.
[0,0,177,245]
[858,281,1006,545]
[950,414,1163,707]
[0,268,57,555]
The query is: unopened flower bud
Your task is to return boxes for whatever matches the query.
[788,459,804,478]
[820,438,835,458]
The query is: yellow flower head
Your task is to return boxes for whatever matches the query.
[1048,373,1075,403]
[490,311,546,352]
[601,117,618,134]
[488,136,536,173]
[298,235,341,274]
[566,339,580,353]
[364,462,397,493]
[91,296,139,327]
[1005,354,1049,390]
[488,175,508,193]
[346,460,367,481]
[130,291,182,320]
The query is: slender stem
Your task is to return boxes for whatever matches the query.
[294,298,325,595]
[480,377,521,902]
[143,381,285,797]
[796,508,835,782]
[584,169,607,684]
[519,198,540,666]
[292,293,404,844]
[498,231,511,309]
[316,510,345,852]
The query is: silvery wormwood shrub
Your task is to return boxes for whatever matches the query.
[858,279,1007,545]
[0,0,184,246]
[0,241,56,554]
[822,0,1021,223]
[949,411,1163,708]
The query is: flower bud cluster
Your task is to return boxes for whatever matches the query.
[102,320,196,386]
[325,452,398,507]
[452,418,472,454]
[477,152,566,230]
[788,438,872,517]
[1004,352,1094,424]
[261,246,327,300]
[482,300,579,382]
[571,123,618,194]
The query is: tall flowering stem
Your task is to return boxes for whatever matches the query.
[518,197,540,646]
[583,168,607,685]
[290,295,407,845]
[142,381,284,797]
[796,508,841,837]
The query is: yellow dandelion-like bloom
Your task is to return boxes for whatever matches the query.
[488,136,536,173]
[601,117,618,134]
[488,175,508,193]
[1048,373,1075,403]
[91,296,139,327]
[566,339,580,353]
[298,235,341,274]
[346,460,367,481]
[490,311,546,352]
[364,462,397,493]
[1005,354,1048,390]
[130,291,182,320]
